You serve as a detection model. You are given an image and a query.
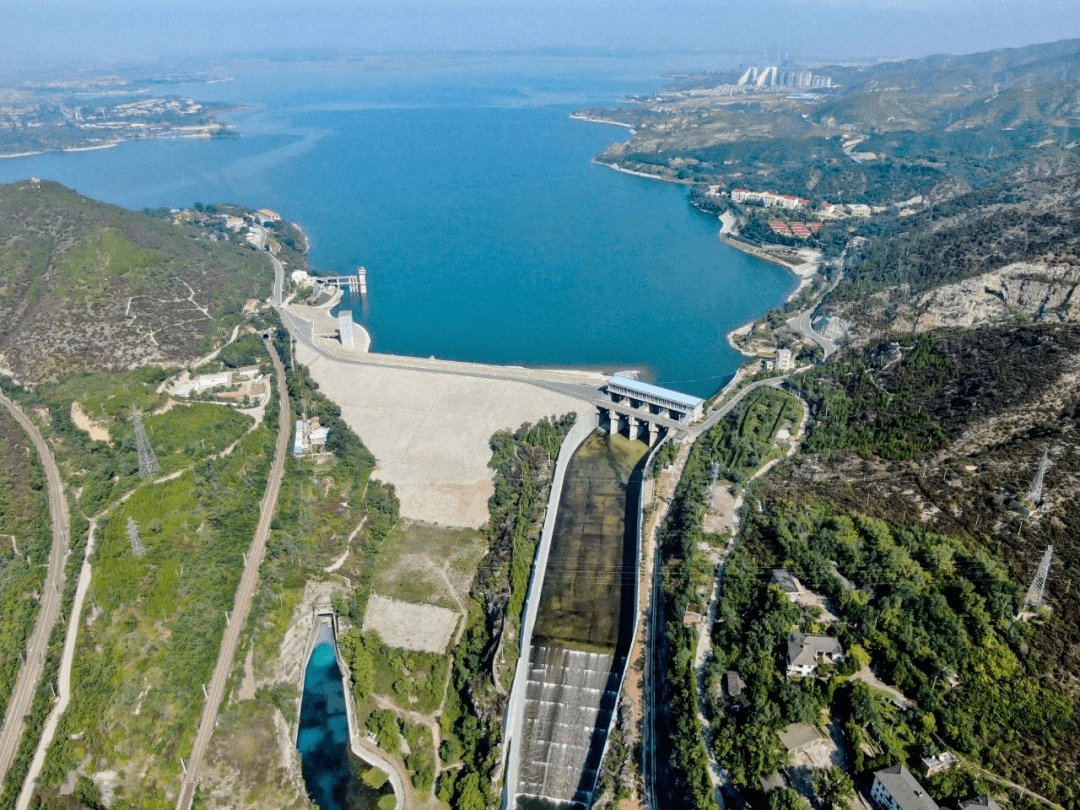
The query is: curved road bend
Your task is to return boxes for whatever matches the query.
[174,336,291,810]
[785,267,844,359]
[0,392,71,788]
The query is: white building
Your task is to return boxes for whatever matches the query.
[786,633,844,678]
[870,766,938,810]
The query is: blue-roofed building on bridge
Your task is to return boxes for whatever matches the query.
[605,375,704,422]
[598,375,704,445]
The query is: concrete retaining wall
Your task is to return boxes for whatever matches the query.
[502,409,599,807]
[589,433,670,800]
[296,611,405,810]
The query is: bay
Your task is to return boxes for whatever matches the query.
[0,54,795,398]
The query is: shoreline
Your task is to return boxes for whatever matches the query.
[590,158,692,184]
[720,230,821,355]
[569,112,635,129]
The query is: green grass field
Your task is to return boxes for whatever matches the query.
[374,521,485,611]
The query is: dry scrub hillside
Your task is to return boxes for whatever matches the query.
[0,180,271,383]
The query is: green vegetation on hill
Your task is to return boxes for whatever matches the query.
[0,402,51,734]
[746,325,1080,808]
[437,415,574,810]
[0,180,274,383]
[656,387,801,810]
[723,496,1077,807]
[585,39,1080,205]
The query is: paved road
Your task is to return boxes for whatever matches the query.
[174,336,291,810]
[785,267,844,359]
[269,251,285,307]
[0,391,71,788]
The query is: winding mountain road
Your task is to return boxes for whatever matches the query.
[0,391,71,789]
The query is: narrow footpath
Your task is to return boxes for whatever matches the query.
[174,335,291,810]
[0,391,71,790]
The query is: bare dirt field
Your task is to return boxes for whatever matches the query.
[69,400,111,443]
[363,594,460,654]
[297,343,590,528]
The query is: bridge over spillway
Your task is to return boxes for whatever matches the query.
[596,375,705,446]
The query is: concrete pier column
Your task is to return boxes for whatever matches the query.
[627,416,638,441]
[643,420,655,446]
[606,409,617,435]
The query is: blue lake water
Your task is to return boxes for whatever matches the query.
[0,54,795,398]
[297,643,351,810]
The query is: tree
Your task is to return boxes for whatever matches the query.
[768,787,813,810]
[813,766,855,810]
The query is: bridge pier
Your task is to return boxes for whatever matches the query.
[627,415,639,442]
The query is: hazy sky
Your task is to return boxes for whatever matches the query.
[3,0,1079,73]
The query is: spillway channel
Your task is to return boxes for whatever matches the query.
[512,431,648,810]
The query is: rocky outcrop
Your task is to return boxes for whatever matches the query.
[895,262,1080,332]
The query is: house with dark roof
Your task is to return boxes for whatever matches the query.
[870,765,938,810]
[723,670,746,701]
[786,632,844,677]
[771,569,803,601]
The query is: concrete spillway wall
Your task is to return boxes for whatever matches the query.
[503,410,599,807]
[503,424,670,810]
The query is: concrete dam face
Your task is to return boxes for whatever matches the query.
[513,432,648,810]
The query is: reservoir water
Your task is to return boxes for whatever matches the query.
[0,53,795,398]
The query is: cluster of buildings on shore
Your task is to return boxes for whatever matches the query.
[737,65,834,89]
[728,187,882,219]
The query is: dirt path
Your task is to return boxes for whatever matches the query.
[0,391,71,789]
[15,518,100,810]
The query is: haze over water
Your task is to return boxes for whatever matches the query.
[0,54,795,397]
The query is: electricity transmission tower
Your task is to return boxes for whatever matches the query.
[132,412,160,478]
[1025,446,1052,507]
[126,517,146,557]
[708,462,720,510]
[1024,545,1054,610]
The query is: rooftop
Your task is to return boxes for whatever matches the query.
[787,632,843,668]
[608,375,704,409]
[874,765,939,810]
[771,568,803,595]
